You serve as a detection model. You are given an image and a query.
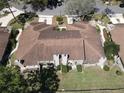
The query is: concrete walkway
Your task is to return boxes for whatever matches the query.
[0,7,24,27]
[97,24,106,46]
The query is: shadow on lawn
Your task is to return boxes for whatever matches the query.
[24,63,60,93]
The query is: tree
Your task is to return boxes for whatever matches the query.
[104,40,120,60]
[23,70,41,93]
[0,64,60,93]
[30,0,48,11]
[39,63,60,93]
[65,0,96,20]
[0,0,7,10]
[0,66,24,93]
[23,63,60,93]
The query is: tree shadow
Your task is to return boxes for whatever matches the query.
[39,63,60,93]
[24,63,60,93]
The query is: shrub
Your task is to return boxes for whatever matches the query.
[104,40,120,60]
[18,12,37,24]
[103,65,110,71]
[62,28,66,31]
[10,29,19,39]
[57,65,61,71]
[76,65,82,72]
[68,66,72,71]
[56,16,63,25]
[56,16,63,22]
[116,70,122,75]
[96,25,100,33]
[56,28,60,31]
[62,65,68,73]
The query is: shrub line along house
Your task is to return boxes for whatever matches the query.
[14,15,106,72]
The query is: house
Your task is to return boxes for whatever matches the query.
[15,21,105,69]
[107,14,124,24]
[0,27,9,63]
[111,24,124,63]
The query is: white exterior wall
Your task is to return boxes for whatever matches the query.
[108,14,124,24]
[53,54,60,66]
[61,54,68,65]
[38,15,53,25]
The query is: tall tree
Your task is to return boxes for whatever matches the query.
[65,0,96,19]
[30,0,48,11]
[0,0,7,10]
[22,63,60,93]
[0,66,24,93]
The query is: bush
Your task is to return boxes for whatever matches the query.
[104,40,120,60]
[116,70,122,75]
[62,28,66,31]
[56,16,63,25]
[18,12,37,24]
[56,16,63,22]
[96,25,100,33]
[76,65,82,72]
[10,29,19,39]
[57,65,61,71]
[68,66,72,71]
[103,65,110,71]
[62,65,68,73]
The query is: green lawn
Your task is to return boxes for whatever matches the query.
[58,67,124,90]
[8,18,23,29]
[57,90,124,93]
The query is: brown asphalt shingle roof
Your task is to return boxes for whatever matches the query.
[16,22,105,65]
[0,27,9,60]
[38,30,81,39]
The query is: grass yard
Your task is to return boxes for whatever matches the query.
[58,67,124,91]
[8,18,23,29]
[57,90,124,93]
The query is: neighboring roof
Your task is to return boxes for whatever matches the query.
[0,27,9,60]
[111,25,124,63]
[16,22,105,65]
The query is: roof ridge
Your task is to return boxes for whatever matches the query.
[85,39,102,57]
[21,41,38,59]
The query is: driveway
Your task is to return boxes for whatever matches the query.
[0,7,23,27]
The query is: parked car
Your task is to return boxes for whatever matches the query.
[119,4,124,8]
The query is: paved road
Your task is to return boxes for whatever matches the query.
[95,0,124,13]
[10,0,124,16]
[10,2,66,15]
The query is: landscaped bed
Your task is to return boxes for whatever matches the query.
[58,67,124,90]
[52,16,67,26]
[8,12,38,29]
[93,14,111,25]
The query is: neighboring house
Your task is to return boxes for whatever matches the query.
[0,27,9,63]
[111,24,124,63]
[15,21,105,68]
[107,14,124,24]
